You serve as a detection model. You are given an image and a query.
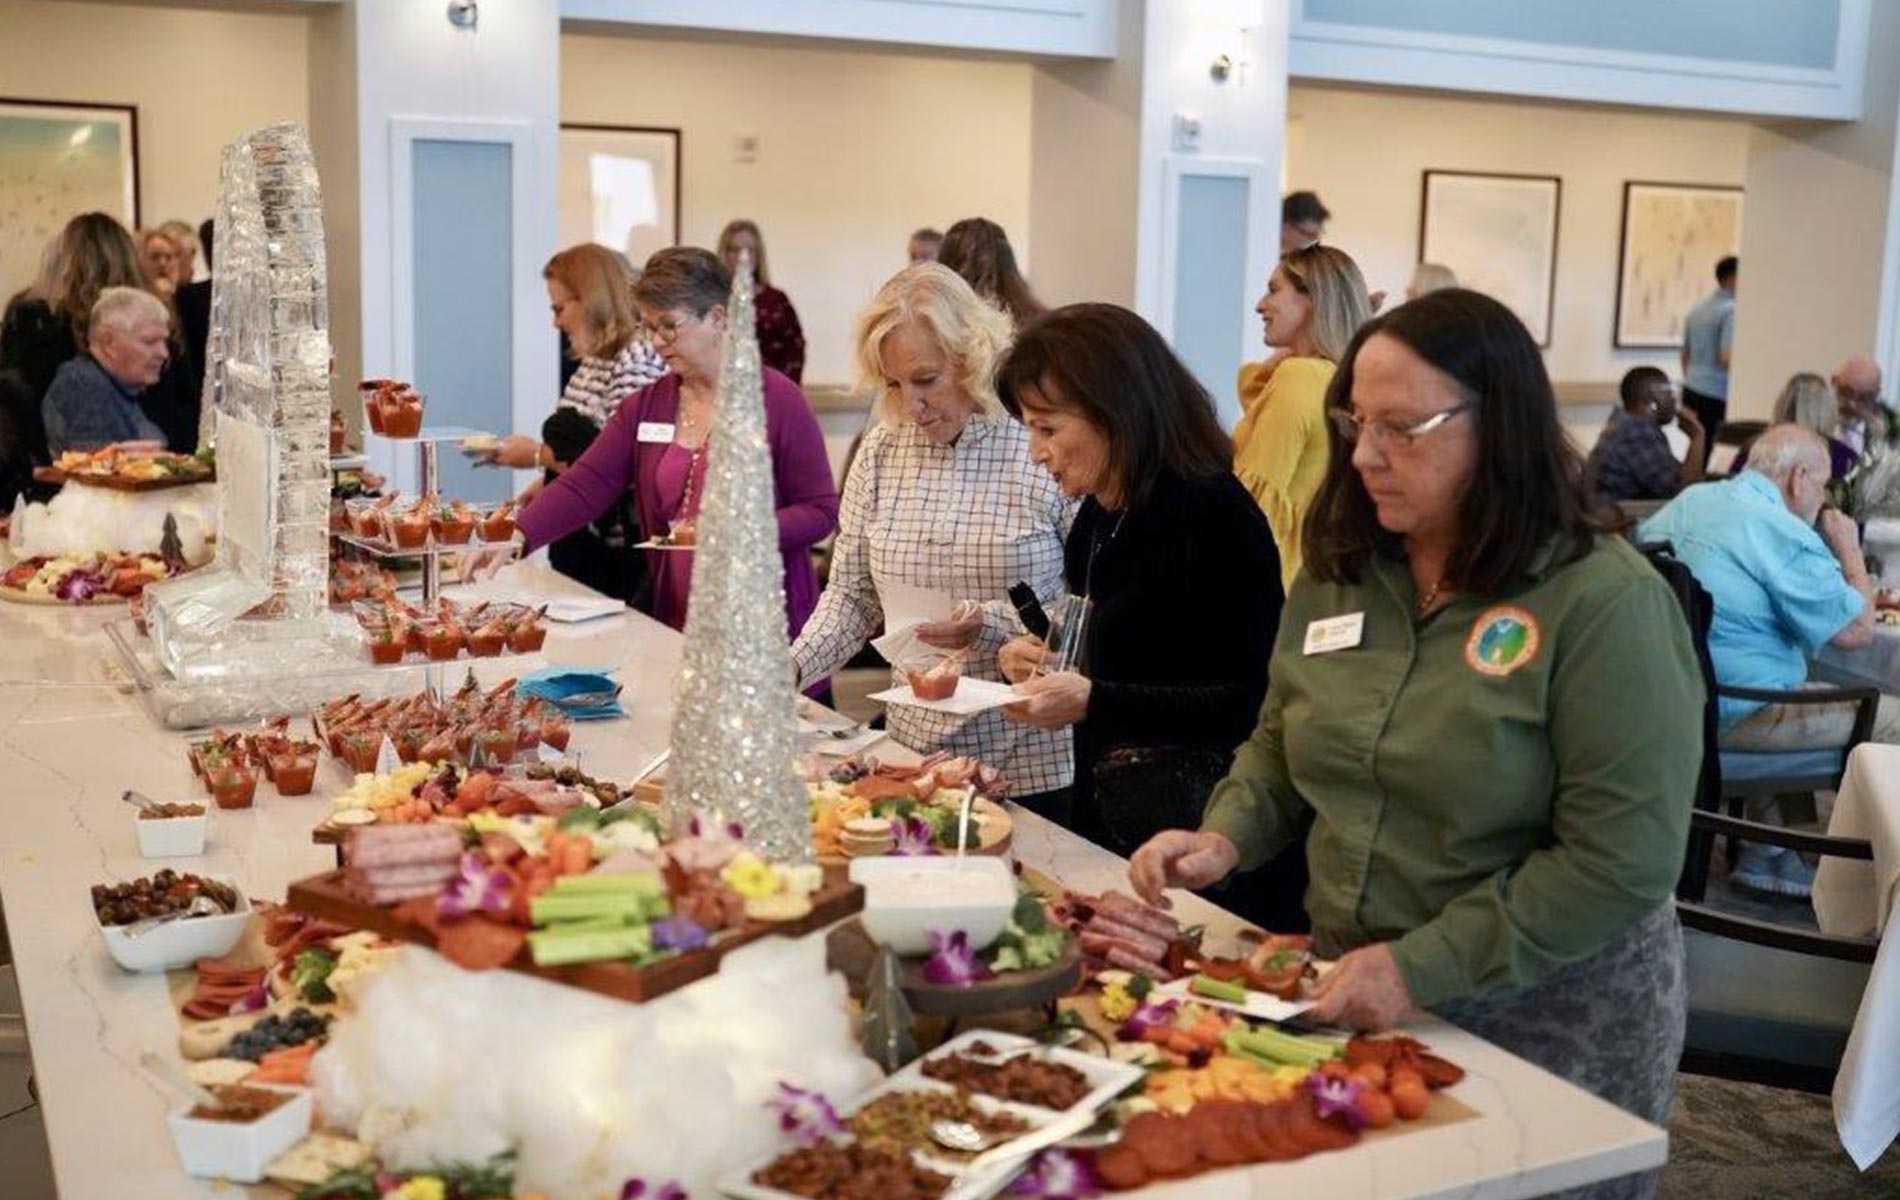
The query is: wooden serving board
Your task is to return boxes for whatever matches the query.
[285,863,863,1004]
[35,465,214,491]
[826,918,1082,1018]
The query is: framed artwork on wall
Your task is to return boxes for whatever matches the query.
[558,124,682,269]
[1614,181,1744,349]
[1418,169,1561,346]
[0,97,139,303]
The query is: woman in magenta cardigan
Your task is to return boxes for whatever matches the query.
[514,247,838,635]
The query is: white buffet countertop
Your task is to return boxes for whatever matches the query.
[0,561,1664,1199]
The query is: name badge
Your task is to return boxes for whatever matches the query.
[1303,612,1365,656]
[637,421,676,444]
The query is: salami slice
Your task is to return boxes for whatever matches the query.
[1084,916,1169,961]
[1123,1112,1198,1178]
[1093,1142,1151,1191]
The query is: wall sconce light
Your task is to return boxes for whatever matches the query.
[447,0,478,30]
[1204,0,1264,84]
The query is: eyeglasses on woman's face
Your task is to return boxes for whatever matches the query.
[638,310,704,344]
[1328,403,1472,450]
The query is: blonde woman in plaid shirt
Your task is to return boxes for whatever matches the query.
[793,264,1078,809]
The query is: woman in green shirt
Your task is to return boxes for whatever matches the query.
[1131,290,1701,1200]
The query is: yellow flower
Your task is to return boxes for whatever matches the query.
[393,1177,446,1200]
[721,852,780,900]
[1098,982,1137,1023]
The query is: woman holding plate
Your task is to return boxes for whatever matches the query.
[509,247,837,636]
[792,263,1077,812]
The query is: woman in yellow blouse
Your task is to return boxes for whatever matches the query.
[1233,244,1372,589]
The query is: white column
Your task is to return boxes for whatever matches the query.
[1030,0,1288,423]
[307,0,560,483]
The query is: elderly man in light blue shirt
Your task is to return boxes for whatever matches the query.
[1678,255,1736,466]
[1640,424,1891,895]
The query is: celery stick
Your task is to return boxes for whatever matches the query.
[526,925,653,966]
[1190,974,1248,1004]
[1223,1025,1339,1067]
[548,872,664,897]
[529,892,651,925]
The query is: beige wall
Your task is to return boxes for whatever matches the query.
[1730,0,1900,421]
[0,0,310,297]
[1286,83,1751,386]
[561,30,1034,387]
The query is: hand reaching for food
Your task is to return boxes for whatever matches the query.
[1305,943,1414,1031]
[1127,830,1240,908]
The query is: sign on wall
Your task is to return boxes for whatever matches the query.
[1613,181,1743,350]
[1419,169,1561,347]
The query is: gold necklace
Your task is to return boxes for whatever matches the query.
[1416,578,1449,615]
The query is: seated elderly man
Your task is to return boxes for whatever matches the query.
[1833,354,1896,455]
[41,286,171,455]
[1584,365,1706,507]
[1640,424,1896,896]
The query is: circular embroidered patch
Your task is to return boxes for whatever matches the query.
[1465,605,1541,677]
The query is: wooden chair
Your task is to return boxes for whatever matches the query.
[1638,541,1879,1092]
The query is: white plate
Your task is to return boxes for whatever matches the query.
[901,1029,1146,1118]
[716,1073,1050,1200]
[1151,975,1317,1024]
[867,677,1020,717]
[541,597,627,623]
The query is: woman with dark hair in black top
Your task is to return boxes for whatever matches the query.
[993,305,1293,920]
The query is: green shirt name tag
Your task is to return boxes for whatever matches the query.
[1303,612,1365,655]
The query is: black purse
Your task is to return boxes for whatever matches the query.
[1089,743,1232,859]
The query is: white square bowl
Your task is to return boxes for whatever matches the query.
[94,877,250,973]
[135,810,208,858]
[850,855,1018,955]
[166,1084,313,1183]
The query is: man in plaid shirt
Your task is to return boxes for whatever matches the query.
[1585,367,1707,507]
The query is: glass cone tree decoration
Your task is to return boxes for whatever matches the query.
[663,252,813,864]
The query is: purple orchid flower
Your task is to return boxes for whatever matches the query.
[686,816,745,842]
[890,816,940,857]
[651,914,711,952]
[766,1081,844,1146]
[55,572,101,602]
[436,851,512,919]
[1007,1148,1103,1199]
[1306,1071,1368,1128]
[1113,998,1179,1043]
[228,980,270,1015]
[619,1179,687,1200]
[922,928,994,987]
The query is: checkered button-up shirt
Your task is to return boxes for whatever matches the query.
[793,413,1078,795]
[1586,408,1680,504]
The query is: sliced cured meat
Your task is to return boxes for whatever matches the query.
[1122,1112,1198,1178]
[1102,945,1164,975]
[1412,1052,1466,1089]
[1093,1142,1150,1191]
[1250,1101,1306,1162]
[1085,916,1169,961]
[1184,1102,1249,1166]
[1209,1100,1273,1161]
[435,915,526,971]
[1095,890,1181,939]
[1284,1094,1359,1154]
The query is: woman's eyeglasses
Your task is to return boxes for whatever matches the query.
[639,313,702,343]
[1328,403,1472,449]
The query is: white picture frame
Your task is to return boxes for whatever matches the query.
[1419,170,1561,347]
[1614,181,1744,349]
[558,124,681,269]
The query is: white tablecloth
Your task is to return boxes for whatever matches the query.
[1814,743,1900,1168]
[1864,517,1900,585]
[1818,626,1900,692]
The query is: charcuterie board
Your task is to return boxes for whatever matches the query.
[285,863,863,1004]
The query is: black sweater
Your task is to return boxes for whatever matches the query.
[1070,469,1283,774]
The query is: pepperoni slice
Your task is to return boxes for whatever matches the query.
[1183,1104,1247,1166]
[1123,1112,1198,1178]
[1093,1143,1151,1191]
[1251,1102,1307,1162]
[1214,1101,1274,1161]
[1285,1094,1360,1154]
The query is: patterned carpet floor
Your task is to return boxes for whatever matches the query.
[1661,1074,1900,1200]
